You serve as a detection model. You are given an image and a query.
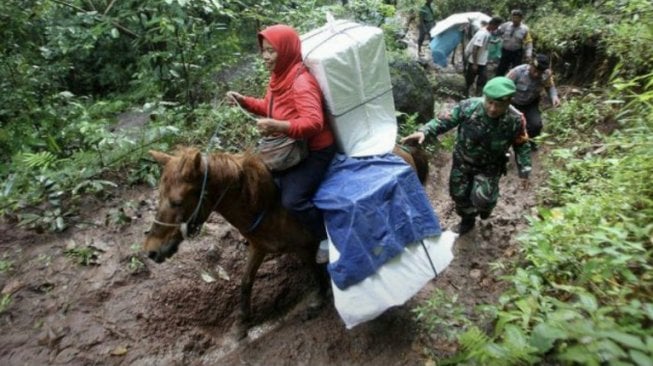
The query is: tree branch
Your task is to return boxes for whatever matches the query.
[86,0,97,12]
[111,20,139,38]
[48,0,139,39]
[49,0,86,13]
[103,0,116,16]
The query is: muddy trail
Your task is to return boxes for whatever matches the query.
[0,140,546,365]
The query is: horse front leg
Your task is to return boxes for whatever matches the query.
[235,245,265,340]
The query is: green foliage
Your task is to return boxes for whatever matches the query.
[177,103,260,152]
[543,95,604,141]
[0,100,182,230]
[530,1,653,80]
[531,7,607,55]
[600,0,653,77]
[413,289,477,341]
[0,259,13,273]
[128,256,146,274]
[0,294,11,314]
[344,0,395,27]
[64,245,99,266]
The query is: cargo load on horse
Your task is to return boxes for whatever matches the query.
[301,17,456,328]
[143,18,456,336]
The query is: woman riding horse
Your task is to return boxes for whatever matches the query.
[226,24,336,255]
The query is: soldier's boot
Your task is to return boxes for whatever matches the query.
[479,211,491,220]
[456,215,476,235]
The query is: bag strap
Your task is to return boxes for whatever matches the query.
[268,95,274,118]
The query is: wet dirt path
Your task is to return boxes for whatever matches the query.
[0,142,545,365]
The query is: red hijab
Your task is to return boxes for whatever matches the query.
[258,25,304,93]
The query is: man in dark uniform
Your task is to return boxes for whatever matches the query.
[418,0,436,56]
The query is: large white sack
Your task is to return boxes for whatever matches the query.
[329,231,457,329]
[430,11,491,38]
[301,20,397,157]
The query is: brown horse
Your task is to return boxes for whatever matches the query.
[143,144,429,338]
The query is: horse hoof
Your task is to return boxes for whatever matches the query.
[303,291,325,320]
[231,323,248,341]
[308,297,324,311]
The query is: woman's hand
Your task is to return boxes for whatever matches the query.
[226,91,244,106]
[400,131,426,145]
[256,118,290,136]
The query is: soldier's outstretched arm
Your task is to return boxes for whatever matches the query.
[402,104,461,145]
[419,104,463,136]
[400,131,427,145]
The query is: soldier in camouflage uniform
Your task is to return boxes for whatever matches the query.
[401,77,532,235]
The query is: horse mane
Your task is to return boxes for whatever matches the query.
[160,146,203,186]
[237,150,278,212]
[164,146,279,215]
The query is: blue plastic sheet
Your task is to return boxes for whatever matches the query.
[314,153,442,289]
[430,27,463,67]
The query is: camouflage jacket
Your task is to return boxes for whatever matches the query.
[419,98,532,177]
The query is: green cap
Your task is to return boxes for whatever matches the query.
[483,77,516,101]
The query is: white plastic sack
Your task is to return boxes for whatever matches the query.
[329,231,457,329]
[430,11,491,38]
[301,19,397,157]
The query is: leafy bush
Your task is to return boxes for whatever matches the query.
[601,0,653,78]
[543,95,603,141]
[530,1,653,80]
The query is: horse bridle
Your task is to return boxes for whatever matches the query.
[151,155,230,240]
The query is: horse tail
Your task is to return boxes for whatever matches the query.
[396,142,430,185]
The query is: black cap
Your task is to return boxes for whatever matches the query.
[489,16,503,26]
[533,54,550,71]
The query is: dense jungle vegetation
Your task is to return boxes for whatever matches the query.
[1,0,651,364]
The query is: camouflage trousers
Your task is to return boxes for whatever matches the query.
[449,160,502,218]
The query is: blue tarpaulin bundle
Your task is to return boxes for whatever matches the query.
[314,153,442,289]
[430,27,462,67]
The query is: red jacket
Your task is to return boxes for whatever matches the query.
[241,67,334,151]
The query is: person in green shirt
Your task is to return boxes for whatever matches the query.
[418,0,436,56]
[401,77,532,235]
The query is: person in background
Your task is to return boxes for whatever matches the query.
[226,24,336,262]
[464,16,503,97]
[496,9,533,76]
[401,77,532,235]
[506,53,561,150]
[417,0,436,57]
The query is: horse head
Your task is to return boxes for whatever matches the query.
[143,148,209,263]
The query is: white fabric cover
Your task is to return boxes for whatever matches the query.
[329,231,457,329]
[430,12,491,38]
[301,20,397,157]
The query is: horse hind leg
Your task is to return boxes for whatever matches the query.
[297,246,330,318]
[234,246,265,340]
[311,261,330,307]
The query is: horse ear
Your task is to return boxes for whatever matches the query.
[149,150,172,166]
[179,150,202,180]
